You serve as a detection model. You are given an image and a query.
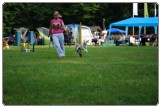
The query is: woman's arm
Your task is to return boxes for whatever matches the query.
[62,21,67,32]
[49,21,52,37]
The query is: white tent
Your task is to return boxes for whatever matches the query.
[67,24,93,45]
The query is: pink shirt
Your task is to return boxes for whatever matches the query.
[50,19,63,34]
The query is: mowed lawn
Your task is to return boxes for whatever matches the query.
[3,45,158,105]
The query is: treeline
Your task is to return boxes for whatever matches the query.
[3,3,157,36]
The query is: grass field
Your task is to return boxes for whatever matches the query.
[3,45,158,105]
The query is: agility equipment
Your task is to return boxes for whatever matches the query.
[75,22,88,58]
[18,31,35,52]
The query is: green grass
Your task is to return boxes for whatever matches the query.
[3,45,158,105]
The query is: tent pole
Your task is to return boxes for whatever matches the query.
[133,27,134,35]
[108,26,111,43]
[132,15,134,36]
[144,27,146,34]
[154,26,157,34]
[125,26,129,44]
[125,26,128,36]
[138,26,142,46]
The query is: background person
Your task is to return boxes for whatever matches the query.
[68,28,73,46]
[92,31,99,46]
[64,25,69,45]
[149,34,156,46]
[101,28,108,44]
[115,34,125,46]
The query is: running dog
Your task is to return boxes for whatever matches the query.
[75,40,89,57]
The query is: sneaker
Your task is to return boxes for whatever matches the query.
[59,56,64,59]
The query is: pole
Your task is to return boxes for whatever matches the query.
[154,3,157,17]
[144,3,149,34]
[79,22,82,45]
[103,19,105,29]
[79,22,82,57]
[33,42,35,52]
[132,10,134,35]
[132,17,134,35]
[19,28,22,51]
[133,3,137,36]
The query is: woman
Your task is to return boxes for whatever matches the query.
[49,11,67,58]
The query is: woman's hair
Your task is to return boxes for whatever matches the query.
[53,11,62,18]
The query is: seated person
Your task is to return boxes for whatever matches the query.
[149,34,156,46]
[101,28,107,44]
[97,28,107,45]
[115,34,125,46]
[98,37,104,45]
[140,34,147,46]
[92,32,99,46]
[68,29,73,46]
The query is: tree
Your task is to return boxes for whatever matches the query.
[3,3,157,37]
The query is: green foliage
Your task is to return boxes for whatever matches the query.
[3,3,157,37]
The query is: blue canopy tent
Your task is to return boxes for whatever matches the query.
[109,17,158,45]
[106,28,126,34]
[106,28,126,44]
